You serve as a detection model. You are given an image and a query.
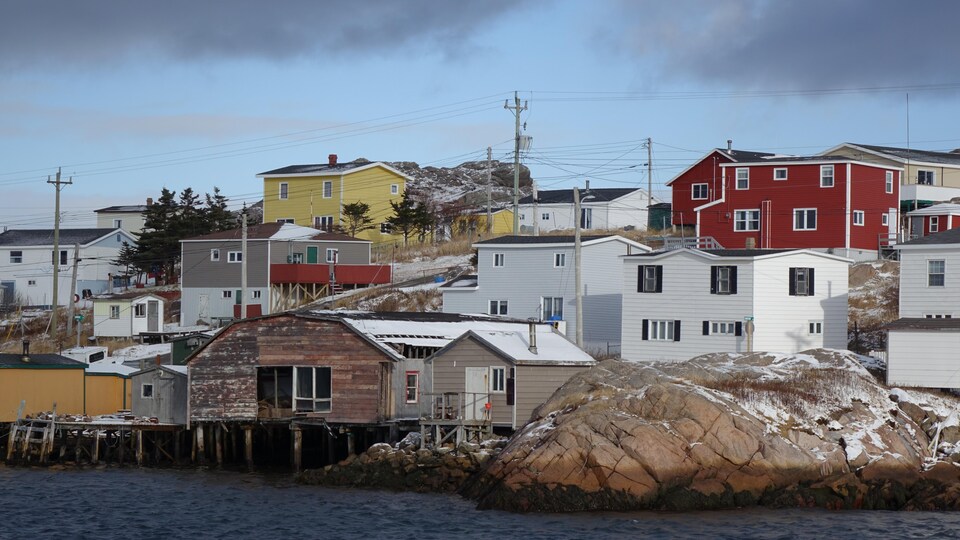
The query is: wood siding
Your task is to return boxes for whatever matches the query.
[515,364,588,426]
[430,339,512,426]
[132,370,187,424]
[670,151,730,227]
[899,249,960,318]
[181,241,271,288]
[887,330,960,388]
[84,374,130,416]
[0,368,85,421]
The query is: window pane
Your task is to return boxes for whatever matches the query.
[296,367,314,399]
[316,367,331,399]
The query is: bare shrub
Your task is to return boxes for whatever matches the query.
[699,368,865,419]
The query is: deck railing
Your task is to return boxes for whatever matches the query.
[661,236,723,250]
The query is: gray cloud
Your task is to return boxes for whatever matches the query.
[608,0,960,90]
[1,0,531,69]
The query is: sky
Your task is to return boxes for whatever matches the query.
[2,0,959,230]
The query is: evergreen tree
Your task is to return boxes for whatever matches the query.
[385,192,429,245]
[203,187,234,232]
[136,188,179,283]
[341,201,375,238]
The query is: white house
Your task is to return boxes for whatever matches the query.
[621,248,851,363]
[886,228,960,388]
[441,234,651,354]
[94,203,150,236]
[0,228,137,307]
[517,187,656,233]
[93,292,166,338]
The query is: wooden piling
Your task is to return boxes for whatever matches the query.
[346,429,356,456]
[118,429,125,466]
[196,425,205,466]
[244,426,254,471]
[215,424,224,467]
[92,431,100,464]
[292,426,302,473]
[174,430,181,464]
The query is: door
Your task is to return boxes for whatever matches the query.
[910,216,925,238]
[464,367,488,421]
[198,294,209,321]
[306,246,318,264]
[0,281,14,306]
[147,301,159,332]
[888,207,898,242]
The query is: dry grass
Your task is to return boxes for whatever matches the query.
[373,238,474,264]
[331,287,442,312]
[698,368,864,419]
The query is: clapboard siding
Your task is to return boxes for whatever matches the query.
[887,330,960,388]
[268,240,369,264]
[429,339,512,426]
[189,315,393,424]
[899,249,960,318]
[180,286,269,326]
[515,365,588,425]
[181,241,270,288]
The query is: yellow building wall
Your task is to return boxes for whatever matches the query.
[453,210,516,239]
[84,374,130,416]
[262,164,406,244]
[0,368,85,422]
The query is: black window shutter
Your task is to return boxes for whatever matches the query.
[506,377,516,406]
[710,266,718,294]
[729,266,738,294]
[702,321,709,335]
[673,320,681,341]
[788,268,797,296]
[808,268,815,296]
[637,265,644,292]
[735,321,743,336]
[655,265,663,293]
[642,319,649,340]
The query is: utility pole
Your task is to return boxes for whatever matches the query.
[532,181,540,236]
[47,168,72,344]
[67,243,80,336]
[574,186,583,348]
[504,92,527,235]
[486,146,493,237]
[646,137,653,209]
[240,212,248,319]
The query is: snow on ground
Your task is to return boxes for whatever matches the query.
[392,254,472,282]
[110,343,171,362]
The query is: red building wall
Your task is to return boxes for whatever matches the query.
[669,151,731,227]
[849,165,900,251]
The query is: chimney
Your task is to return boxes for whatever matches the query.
[156,354,162,366]
[21,340,30,362]
[328,154,338,166]
[585,179,590,192]
[146,197,153,206]
[727,139,733,151]
[528,322,538,355]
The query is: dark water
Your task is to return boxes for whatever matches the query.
[2,467,960,539]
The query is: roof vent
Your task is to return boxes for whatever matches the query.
[727,139,733,151]
[528,322,538,355]
[328,154,338,166]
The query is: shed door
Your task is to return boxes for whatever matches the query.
[910,216,925,238]
[306,246,319,264]
[888,208,898,240]
[147,300,159,332]
[464,367,488,421]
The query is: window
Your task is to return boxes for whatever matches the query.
[405,371,419,403]
[789,267,815,296]
[277,218,295,224]
[882,214,889,227]
[290,252,304,264]
[322,180,333,198]
[794,208,817,231]
[326,248,338,263]
[493,253,505,267]
[380,223,392,234]
[808,321,823,335]
[251,290,261,299]
[580,208,593,229]
[109,305,120,319]
[490,367,505,393]
[885,171,894,193]
[918,170,935,185]
[637,265,663,293]
[710,265,737,295]
[488,300,508,315]
[929,260,945,287]
[391,184,399,195]
[134,304,146,318]
[52,250,67,266]
[9,251,21,264]
[734,209,760,231]
[315,215,335,231]
[257,367,294,410]
[210,249,220,262]
[774,168,788,181]
[114,219,123,228]
[930,216,940,233]
[542,297,563,321]
[704,321,741,336]
[541,212,550,220]
[692,183,708,199]
[820,165,834,187]
[222,290,233,299]
[141,384,154,399]
[228,251,242,263]
[925,314,953,319]
[279,182,288,200]
[736,168,749,190]
[294,366,332,413]
[643,319,680,341]
[27,280,36,286]
[553,253,566,267]
[852,211,865,226]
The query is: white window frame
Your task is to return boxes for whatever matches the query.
[52,250,67,266]
[380,223,392,234]
[109,305,120,319]
[734,209,760,232]
[314,215,335,231]
[541,212,550,220]
[279,182,289,200]
[649,319,675,341]
[276,218,295,224]
[692,183,708,200]
[222,290,233,299]
[391,184,399,195]
[710,321,736,335]
[9,250,22,264]
[553,253,566,268]
[251,290,262,299]
[852,210,865,227]
[929,259,945,287]
[488,300,508,315]
[794,208,817,231]
[228,251,242,263]
[210,249,220,262]
[885,171,894,193]
[293,366,332,413]
[924,314,953,319]
[930,216,940,233]
[322,180,333,199]
[715,266,733,295]
[493,253,505,268]
[735,168,749,190]
[820,165,835,187]
[325,248,338,263]
[134,304,146,318]
[490,367,506,393]
[882,214,889,226]
[113,218,123,228]
[405,371,419,403]
[808,321,823,335]
[290,252,304,264]
[141,383,154,399]
[641,265,659,293]
[542,296,563,321]
[773,168,788,181]
[918,169,935,185]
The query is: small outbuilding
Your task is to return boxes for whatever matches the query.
[131,365,188,424]
[93,292,165,338]
[0,344,86,421]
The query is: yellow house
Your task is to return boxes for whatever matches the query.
[452,208,515,239]
[0,351,86,422]
[258,154,411,244]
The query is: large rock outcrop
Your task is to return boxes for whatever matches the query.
[463,349,960,512]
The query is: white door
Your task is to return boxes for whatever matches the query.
[888,208,898,241]
[464,367,488,421]
[147,301,159,332]
[198,294,209,322]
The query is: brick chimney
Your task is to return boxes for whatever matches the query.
[328,154,338,166]
[147,197,153,206]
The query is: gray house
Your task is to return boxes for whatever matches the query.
[131,365,188,424]
[441,235,651,354]
[179,222,389,325]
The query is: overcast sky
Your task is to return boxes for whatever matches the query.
[2,0,958,230]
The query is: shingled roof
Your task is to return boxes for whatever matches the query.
[182,223,365,243]
[851,144,960,166]
[519,188,639,205]
[897,227,960,246]
[0,228,121,247]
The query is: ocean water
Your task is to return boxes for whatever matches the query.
[2,467,959,539]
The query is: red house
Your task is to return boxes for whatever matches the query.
[670,152,901,261]
[905,203,960,239]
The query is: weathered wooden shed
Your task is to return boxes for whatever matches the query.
[425,325,596,430]
[131,365,188,424]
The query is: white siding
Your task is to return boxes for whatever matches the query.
[94,300,133,337]
[180,286,269,325]
[887,330,960,388]
[899,248,960,318]
[516,191,652,233]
